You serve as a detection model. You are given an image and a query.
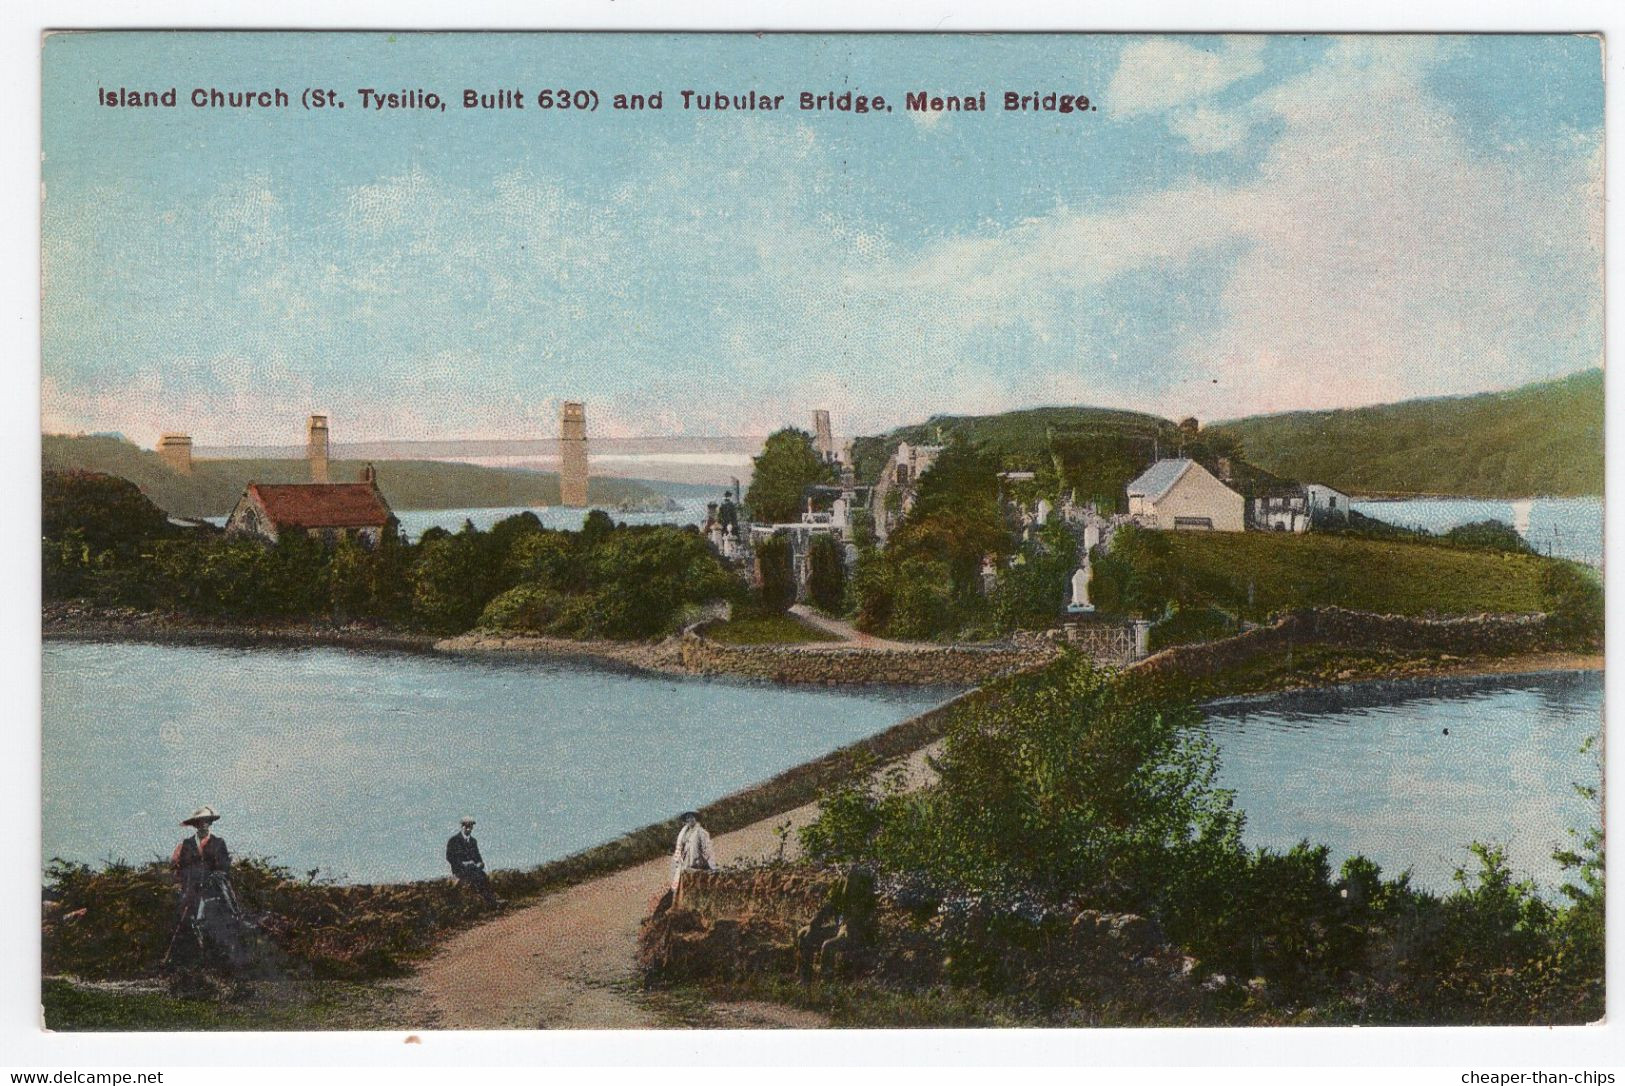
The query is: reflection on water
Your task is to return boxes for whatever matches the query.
[43,641,948,883]
[1204,671,1603,894]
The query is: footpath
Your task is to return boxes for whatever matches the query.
[402,743,942,1030]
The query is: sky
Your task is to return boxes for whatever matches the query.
[40,32,1603,447]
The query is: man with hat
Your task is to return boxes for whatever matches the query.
[170,805,231,921]
[446,816,500,907]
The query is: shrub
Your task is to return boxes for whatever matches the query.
[1442,519,1533,554]
[1540,562,1603,647]
[806,534,847,614]
[755,535,797,612]
[478,583,574,634]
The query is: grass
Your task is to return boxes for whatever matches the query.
[41,977,402,1031]
[704,613,839,645]
[1161,531,1553,619]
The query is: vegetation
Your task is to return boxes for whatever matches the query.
[805,534,847,614]
[1092,524,1561,623]
[43,433,670,517]
[1211,368,1603,498]
[744,428,836,524]
[703,609,838,646]
[44,472,737,639]
[852,443,1013,640]
[788,654,1604,1025]
[851,406,1244,515]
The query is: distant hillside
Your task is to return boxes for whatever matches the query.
[42,435,669,518]
[853,405,1261,512]
[1212,370,1603,498]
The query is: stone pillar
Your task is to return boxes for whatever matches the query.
[559,401,589,507]
[306,415,330,483]
[157,433,193,474]
[1131,619,1153,659]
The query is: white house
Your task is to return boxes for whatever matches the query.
[1303,484,1351,522]
[1126,458,1245,532]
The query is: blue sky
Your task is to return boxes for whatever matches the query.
[41,32,1602,445]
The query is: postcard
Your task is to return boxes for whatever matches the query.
[37,30,1604,1035]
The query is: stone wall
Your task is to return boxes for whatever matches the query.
[677,630,1058,686]
[1129,607,1554,681]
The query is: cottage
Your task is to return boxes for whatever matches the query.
[1303,484,1351,522]
[1126,458,1244,532]
[1250,482,1351,532]
[225,467,395,545]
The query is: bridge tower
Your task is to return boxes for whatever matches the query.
[812,409,834,463]
[158,433,193,474]
[307,414,330,483]
[559,402,588,507]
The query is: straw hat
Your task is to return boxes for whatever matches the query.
[459,815,476,826]
[181,806,220,827]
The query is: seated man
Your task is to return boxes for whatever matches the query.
[446,815,500,907]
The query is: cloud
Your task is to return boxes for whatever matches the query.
[868,37,1601,420]
[1167,105,1253,153]
[1106,36,1267,117]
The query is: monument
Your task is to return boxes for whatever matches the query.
[1067,561,1095,613]
[559,401,589,507]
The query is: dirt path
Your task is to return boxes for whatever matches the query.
[402,745,941,1030]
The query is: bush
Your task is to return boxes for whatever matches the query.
[755,534,797,612]
[1540,562,1603,647]
[801,654,1245,904]
[1442,519,1533,554]
[478,583,574,634]
[1148,603,1238,651]
[806,534,847,614]
[886,558,955,640]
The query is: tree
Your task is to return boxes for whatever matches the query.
[801,655,1244,906]
[806,534,847,614]
[745,429,836,524]
[755,534,797,612]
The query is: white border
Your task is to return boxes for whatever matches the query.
[2,0,1619,1074]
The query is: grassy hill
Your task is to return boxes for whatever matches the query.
[1156,532,1554,619]
[1212,369,1603,498]
[42,435,669,519]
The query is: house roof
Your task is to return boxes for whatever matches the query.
[1126,458,1194,502]
[247,483,392,529]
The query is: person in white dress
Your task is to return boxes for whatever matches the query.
[671,810,716,890]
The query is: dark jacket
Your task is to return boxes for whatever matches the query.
[446,831,485,875]
[171,833,230,915]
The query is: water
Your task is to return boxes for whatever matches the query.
[42,641,947,883]
[1353,496,1601,567]
[205,497,714,541]
[1205,671,1603,895]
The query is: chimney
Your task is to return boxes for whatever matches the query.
[360,462,377,485]
[307,415,330,483]
[158,433,193,475]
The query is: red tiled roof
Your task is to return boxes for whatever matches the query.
[247,483,392,529]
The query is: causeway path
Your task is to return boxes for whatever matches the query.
[400,744,942,1030]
